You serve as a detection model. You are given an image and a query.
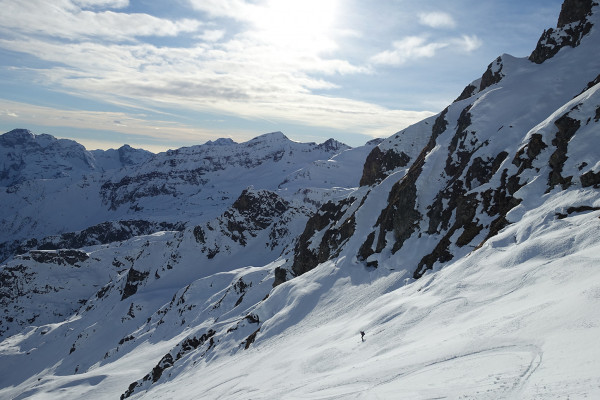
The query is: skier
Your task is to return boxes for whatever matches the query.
[360,331,365,341]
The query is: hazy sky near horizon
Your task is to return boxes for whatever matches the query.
[0,0,563,152]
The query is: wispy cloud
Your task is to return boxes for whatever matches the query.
[370,36,448,66]
[73,0,129,9]
[418,11,456,29]
[452,35,483,52]
[0,0,446,146]
[0,0,201,41]
[370,33,482,66]
[196,29,226,42]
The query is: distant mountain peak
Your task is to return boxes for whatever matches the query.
[0,128,35,145]
[316,138,350,152]
[205,137,236,146]
[251,131,288,141]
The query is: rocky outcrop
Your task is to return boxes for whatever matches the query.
[121,268,150,300]
[193,189,310,258]
[547,113,581,191]
[2,220,184,263]
[454,83,478,103]
[121,329,216,399]
[479,57,504,91]
[292,198,354,276]
[360,146,411,186]
[529,0,597,64]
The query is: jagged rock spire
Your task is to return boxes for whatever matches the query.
[529,0,597,63]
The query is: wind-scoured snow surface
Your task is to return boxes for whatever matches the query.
[1,1,600,398]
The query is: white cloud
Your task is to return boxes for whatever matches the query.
[0,1,202,41]
[0,0,434,143]
[73,0,129,9]
[418,11,456,29]
[370,36,448,66]
[186,0,257,21]
[452,35,483,52]
[196,29,226,42]
[371,33,483,66]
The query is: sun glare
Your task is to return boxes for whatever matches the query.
[253,0,339,53]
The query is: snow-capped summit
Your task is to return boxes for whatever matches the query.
[90,144,153,172]
[0,130,358,262]
[204,137,236,146]
[0,128,95,187]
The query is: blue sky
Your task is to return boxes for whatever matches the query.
[0,0,563,151]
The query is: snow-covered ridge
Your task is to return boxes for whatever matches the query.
[0,130,364,259]
[0,129,152,187]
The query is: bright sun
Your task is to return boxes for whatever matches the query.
[252,0,339,53]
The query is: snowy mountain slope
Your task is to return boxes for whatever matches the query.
[2,172,598,399]
[293,0,600,281]
[89,145,154,172]
[0,188,311,340]
[0,132,364,261]
[0,129,152,187]
[0,220,185,265]
[133,192,600,400]
[1,1,600,399]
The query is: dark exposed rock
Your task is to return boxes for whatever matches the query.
[547,114,581,191]
[100,170,209,211]
[6,220,184,263]
[529,0,597,64]
[196,189,300,257]
[581,170,600,187]
[118,335,135,345]
[479,57,504,91]
[512,134,548,173]
[233,277,250,294]
[444,106,477,178]
[28,249,89,266]
[415,192,481,278]
[316,138,348,152]
[360,147,411,187]
[292,198,354,276]
[376,175,421,254]
[175,330,216,359]
[558,0,597,27]
[193,226,205,243]
[121,269,150,301]
[576,74,600,97]
[121,329,216,399]
[371,109,449,255]
[272,267,287,287]
[454,84,478,103]
[244,328,260,349]
[245,313,260,324]
[357,232,376,264]
[556,205,600,218]
[466,152,508,190]
[231,189,289,229]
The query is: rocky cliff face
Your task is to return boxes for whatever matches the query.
[292,0,600,279]
[529,0,598,64]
